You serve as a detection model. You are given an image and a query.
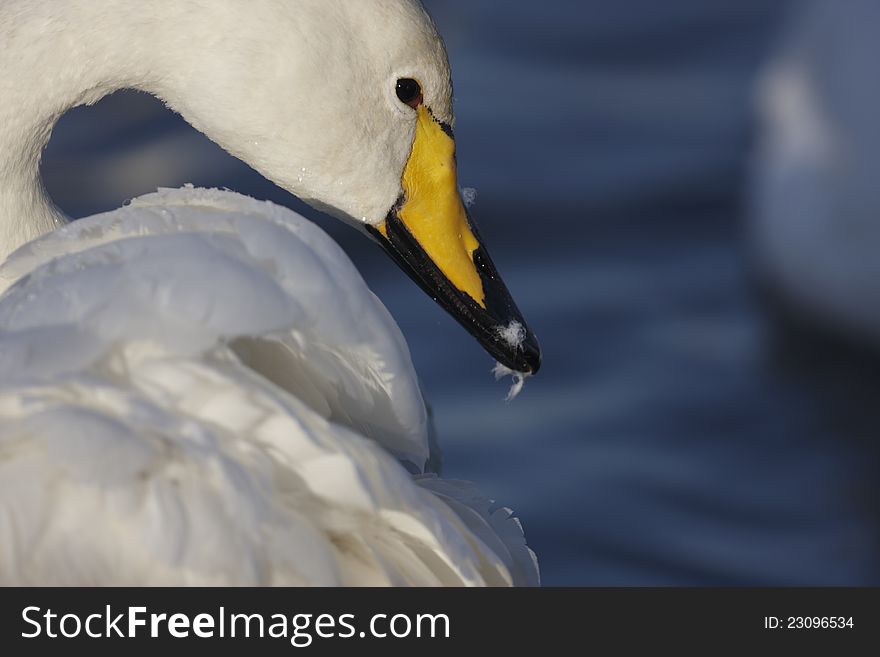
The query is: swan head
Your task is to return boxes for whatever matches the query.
[173,0,540,373]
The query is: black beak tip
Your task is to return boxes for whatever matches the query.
[520,336,542,374]
[366,216,543,378]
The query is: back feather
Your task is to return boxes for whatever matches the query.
[0,187,538,586]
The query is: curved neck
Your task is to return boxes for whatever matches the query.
[0,1,246,259]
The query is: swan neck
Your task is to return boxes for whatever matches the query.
[0,1,224,260]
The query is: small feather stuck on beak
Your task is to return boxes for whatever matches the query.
[493,362,531,402]
[496,320,526,349]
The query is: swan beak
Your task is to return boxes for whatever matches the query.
[366,105,541,374]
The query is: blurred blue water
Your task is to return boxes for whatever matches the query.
[43,1,880,585]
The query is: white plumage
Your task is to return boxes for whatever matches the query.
[0,188,537,585]
[0,0,538,586]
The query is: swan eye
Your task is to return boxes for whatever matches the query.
[395,78,422,109]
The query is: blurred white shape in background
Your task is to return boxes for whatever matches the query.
[751,0,880,341]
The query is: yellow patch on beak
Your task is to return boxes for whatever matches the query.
[380,105,485,307]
